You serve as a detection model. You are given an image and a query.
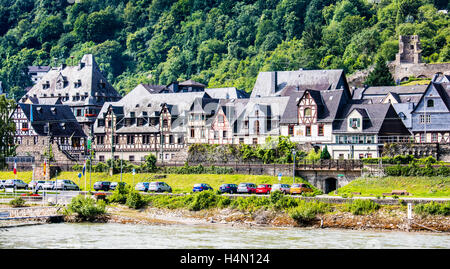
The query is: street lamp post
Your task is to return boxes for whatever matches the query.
[292,149,296,184]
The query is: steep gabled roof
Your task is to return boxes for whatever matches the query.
[23,54,121,108]
[412,82,450,113]
[18,103,86,137]
[333,103,392,134]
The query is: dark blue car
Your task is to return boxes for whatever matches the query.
[192,183,213,192]
[219,184,238,194]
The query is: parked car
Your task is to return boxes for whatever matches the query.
[135,182,150,192]
[290,183,313,195]
[0,180,6,189]
[256,184,272,194]
[93,181,111,191]
[237,183,257,194]
[28,180,47,190]
[42,181,55,190]
[3,179,27,189]
[148,182,172,193]
[192,183,213,192]
[109,182,126,191]
[54,179,80,191]
[218,184,238,194]
[271,184,291,194]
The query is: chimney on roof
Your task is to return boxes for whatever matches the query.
[271,72,277,93]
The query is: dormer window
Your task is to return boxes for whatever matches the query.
[74,80,82,88]
[427,99,434,108]
[349,118,360,129]
[42,81,50,89]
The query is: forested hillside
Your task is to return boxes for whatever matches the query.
[0,0,448,97]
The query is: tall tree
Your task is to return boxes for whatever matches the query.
[364,56,395,86]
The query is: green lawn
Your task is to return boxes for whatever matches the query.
[336,176,450,198]
[0,171,314,193]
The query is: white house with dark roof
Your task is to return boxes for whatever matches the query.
[328,103,411,159]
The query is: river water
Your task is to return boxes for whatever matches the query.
[1,223,449,249]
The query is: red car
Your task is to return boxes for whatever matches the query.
[256,184,272,194]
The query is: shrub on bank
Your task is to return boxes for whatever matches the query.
[189,191,233,211]
[107,182,130,204]
[9,197,26,207]
[64,195,106,221]
[345,199,380,215]
[125,190,146,209]
[414,201,450,217]
[288,200,330,223]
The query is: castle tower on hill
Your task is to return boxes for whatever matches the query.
[396,35,422,65]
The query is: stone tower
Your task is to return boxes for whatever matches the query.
[396,35,422,64]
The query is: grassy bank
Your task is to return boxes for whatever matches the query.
[0,171,318,194]
[336,176,450,198]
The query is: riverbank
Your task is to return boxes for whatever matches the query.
[103,204,450,233]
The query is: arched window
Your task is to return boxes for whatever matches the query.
[304,108,312,117]
[427,99,434,108]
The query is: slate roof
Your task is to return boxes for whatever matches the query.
[205,87,249,99]
[179,79,206,87]
[333,103,396,134]
[94,85,210,134]
[141,84,168,94]
[18,103,86,137]
[23,55,121,109]
[361,85,428,96]
[251,69,348,98]
[279,85,346,124]
[412,82,450,113]
[26,97,62,105]
[27,66,51,73]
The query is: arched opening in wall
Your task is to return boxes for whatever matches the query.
[324,177,337,194]
[417,75,427,79]
[401,77,409,82]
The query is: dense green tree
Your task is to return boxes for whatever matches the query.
[0,0,448,95]
[0,95,16,167]
[364,56,395,87]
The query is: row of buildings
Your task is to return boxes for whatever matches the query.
[8,53,450,164]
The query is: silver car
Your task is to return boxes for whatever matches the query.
[148,182,172,193]
[28,180,47,190]
[271,184,291,194]
[54,179,80,191]
[42,181,55,190]
[3,179,27,189]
